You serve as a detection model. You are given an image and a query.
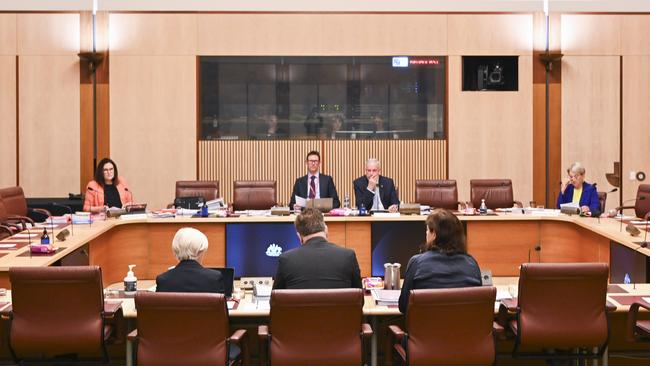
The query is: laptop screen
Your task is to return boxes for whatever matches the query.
[226,223,301,278]
[208,267,234,298]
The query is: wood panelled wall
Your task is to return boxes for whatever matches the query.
[0,14,16,187]
[199,140,447,205]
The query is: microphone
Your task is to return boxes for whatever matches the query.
[616,196,647,232]
[51,202,73,236]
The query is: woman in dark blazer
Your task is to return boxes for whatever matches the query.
[156,227,224,293]
[398,209,482,314]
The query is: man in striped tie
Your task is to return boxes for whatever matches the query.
[289,151,341,211]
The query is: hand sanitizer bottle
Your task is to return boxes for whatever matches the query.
[343,193,350,209]
[479,199,488,215]
[40,228,50,244]
[201,201,209,217]
[124,264,137,294]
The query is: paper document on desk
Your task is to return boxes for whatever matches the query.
[630,220,650,225]
[496,288,512,300]
[643,297,650,304]
[371,289,400,306]
[295,195,306,207]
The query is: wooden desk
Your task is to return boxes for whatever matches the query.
[0,214,648,289]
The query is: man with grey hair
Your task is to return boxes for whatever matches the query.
[353,158,399,213]
[156,227,225,293]
[273,208,362,289]
[556,162,601,215]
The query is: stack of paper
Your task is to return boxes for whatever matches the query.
[371,289,400,306]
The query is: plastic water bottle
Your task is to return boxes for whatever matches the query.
[624,273,631,284]
[343,193,350,209]
[479,199,488,215]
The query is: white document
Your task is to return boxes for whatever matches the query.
[295,195,306,207]
[0,244,16,248]
[560,202,579,209]
[496,288,512,300]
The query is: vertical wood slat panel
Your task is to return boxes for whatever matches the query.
[200,140,446,206]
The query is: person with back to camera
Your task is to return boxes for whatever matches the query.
[83,158,133,213]
[556,162,601,216]
[156,227,225,293]
[398,208,482,314]
[273,208,362,290]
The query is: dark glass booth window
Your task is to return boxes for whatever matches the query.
[199,56,446,140]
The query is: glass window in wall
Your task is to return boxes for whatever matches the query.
[199,56,446,140]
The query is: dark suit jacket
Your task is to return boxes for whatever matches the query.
[289,173,341,208]
[353,175,399,210]
[398,250,482,313]
[156,259,225,293]
[273,236,362,290]
[556,181,601,215]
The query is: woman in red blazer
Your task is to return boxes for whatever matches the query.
[83,158,133,213]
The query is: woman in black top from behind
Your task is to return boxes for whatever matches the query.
[398,208,482,313]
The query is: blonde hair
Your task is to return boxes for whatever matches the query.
[171,227,209,261]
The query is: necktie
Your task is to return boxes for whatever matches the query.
[372,186,381,210]
[309,176,316,199]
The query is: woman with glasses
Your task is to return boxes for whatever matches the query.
[83,157,133,213]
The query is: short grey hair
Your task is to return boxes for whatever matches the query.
[171,227,209,261]
[568,162,586,176]
[366,158,381,169]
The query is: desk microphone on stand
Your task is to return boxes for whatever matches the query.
[615,196,646,232]
[51,203,73,236]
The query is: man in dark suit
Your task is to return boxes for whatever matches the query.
[273,208,362,290]
[353,158,400,212]
[289,150,341,210]
[156,227,225,293]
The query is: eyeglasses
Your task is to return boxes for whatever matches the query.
[307,160,320,164]
[103,168,114,172]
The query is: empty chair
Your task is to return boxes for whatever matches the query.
[0,197,30,232]
[627,300,650,343]
[501,263,609,362]
[175,180,220,201]
[415,180,460,210]
[619,184,650,219]
[389,286,497,365]
[0,186,50,222]
[259,288,372,366]
[7,266,121,364]
[470,179,521,209]
[132,292,248,366]
[597,191,608,214]
[232,180,276,210]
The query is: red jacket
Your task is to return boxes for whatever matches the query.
[83,177,133,211]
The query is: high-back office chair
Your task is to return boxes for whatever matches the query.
[389,287,497,366]
[0,197,29,232]
[597,191,608,214]
[7,266,121,364]
[501,263,609,362]
[470,179,521,209]
[175,180,220,201]
[0,186,50,222]
[259,289,372,366]
[415,180,460,210]
[0,224,11,240]
[232,180,277,211]
[132,292,248,366]
[619,184,650,219]
[627,300,650,345]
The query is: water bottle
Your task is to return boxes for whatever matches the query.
[383,263,393,290]
[479,199,488,215]
[201,201,209,217]
[343,193,350,209]
[40,228,50,245]
[359,203,367,216]
[392,263,401,290]
[624,273,631,284]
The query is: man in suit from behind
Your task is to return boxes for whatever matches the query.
[289,150,341,211]
[353,158,400,213]
[156,227,225,293]
[273,208,362,290]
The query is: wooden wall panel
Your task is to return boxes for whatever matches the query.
[197,14,447,55]
[110,55,196,210]
[448,55,533,206]
[0,14,16,55]
[622,56,650,203]
[18,55,80,196]
[561,15,621,56]
[562,56,620,212]
[109,13,197,55]
[0,56,16,187]
[17,13,79,55]
[621,16,650,55]
[199,140,321,205]
[447,14,533,55]
[324,140,447,206]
